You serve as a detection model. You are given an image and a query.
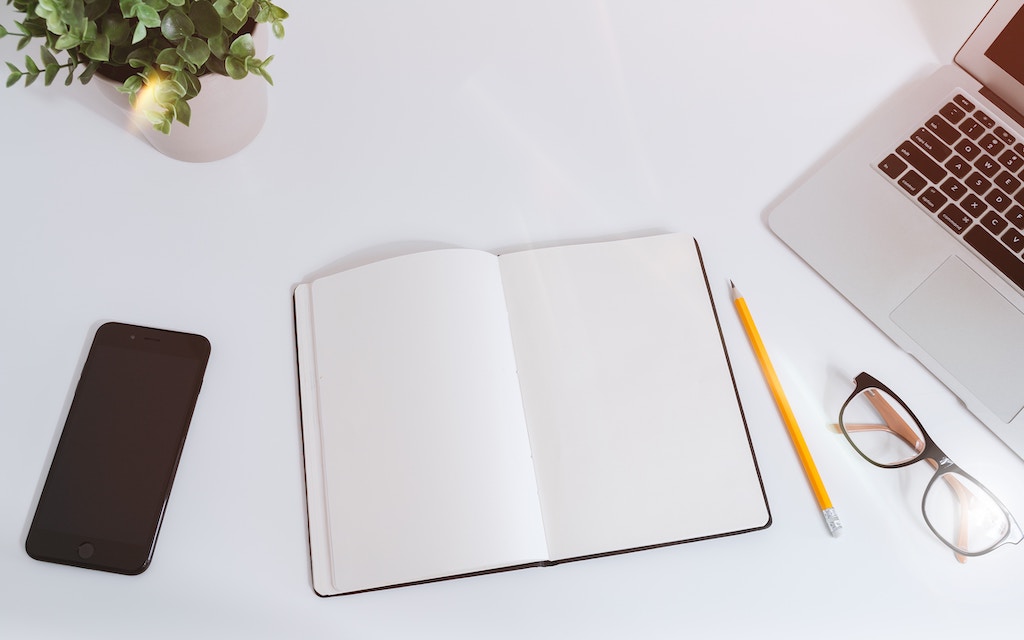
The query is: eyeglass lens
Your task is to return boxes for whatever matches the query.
[840,387,924,466]
[841,385,1014,554]
[924,470,1013,554]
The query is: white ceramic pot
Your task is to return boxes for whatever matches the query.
[93,27,269,163]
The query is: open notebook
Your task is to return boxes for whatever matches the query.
[293,233,771,596]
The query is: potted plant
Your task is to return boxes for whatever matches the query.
[1,0,288,135]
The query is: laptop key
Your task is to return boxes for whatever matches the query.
[939,204,972,234]
[945,155,971,178]
[977,155,1001,177]
[913,128,953,161]
[879,154,907,179]
[999,149,1024,172]
[995,170,1022,193]
[981,133,1005,155]
[938,103,966,125]
[953,94,975,112]
[898,170,927,195]
[940,176,967,200]
[962,194,987,217]
[955,139,981,160]
[965,171,993,194]
[1003,228,1024,253]
[1008,205,1024,229]
[897,142,946,182]
[919,187,948,212]
[986,188,1012,212]
[926,116,960,145]
[982,211,1009,234]
[960,117,985,140]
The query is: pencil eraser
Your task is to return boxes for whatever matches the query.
[823,508,842,538]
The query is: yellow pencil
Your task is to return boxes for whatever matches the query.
[731,281,842,537]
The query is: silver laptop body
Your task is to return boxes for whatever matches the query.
[769,0,1024,457]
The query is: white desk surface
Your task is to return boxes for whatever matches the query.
[4,1,1024,638]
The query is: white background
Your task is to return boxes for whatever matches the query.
[4,1,1024,638]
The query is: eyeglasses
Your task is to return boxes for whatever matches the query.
[837,372,1023,561]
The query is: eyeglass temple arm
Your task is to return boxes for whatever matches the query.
[861,390,925,452]
[845,391,971,562]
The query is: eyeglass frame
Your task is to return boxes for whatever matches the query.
[837,371,1023,560]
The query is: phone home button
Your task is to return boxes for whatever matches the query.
[77,542,94,559]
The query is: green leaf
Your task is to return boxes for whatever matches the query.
[177,36,210,67]
[24,56,38,74]
[0,25,8,38]
[120,74,144,94]
[160,9,194,43]
[224,55,246,79]
[84,0,113,20]
[155,77,187,102]
[271,20,284,39]
[6,66,22,88]
[207,32,227,57]
[155,48,180,69]
[119,0,140,16]
[189,1,222,38]
[228,32,254,58]
[135,5,161,28]
[99,13,132,45]
[145,107,172,133]
[175,97,191,126]
[39,46,58,68]
[78,61,100,84]
[83,33,110,62]
[54,32,82,50]
[44,64,59,85]
[132,21,148,44]
[17,34,32,50]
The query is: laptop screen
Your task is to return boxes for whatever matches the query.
[957,0,1024,116]
[985,5,1024,84]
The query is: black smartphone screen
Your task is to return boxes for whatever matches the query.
[26,322,210,575]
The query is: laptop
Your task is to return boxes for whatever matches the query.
[768,0,1024,457]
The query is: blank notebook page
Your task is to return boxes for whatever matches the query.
[309,250,548,593]
[498,234,769,560]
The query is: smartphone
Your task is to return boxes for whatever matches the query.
[25,322,211,575]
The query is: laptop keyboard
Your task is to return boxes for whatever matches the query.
[877,90,1024,291]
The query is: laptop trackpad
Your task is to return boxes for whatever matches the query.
[891,257,1024,423]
